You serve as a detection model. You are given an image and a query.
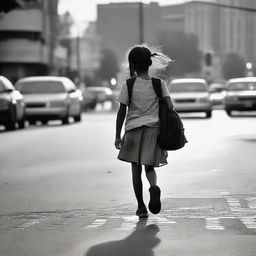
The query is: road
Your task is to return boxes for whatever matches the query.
[0,109,256,256]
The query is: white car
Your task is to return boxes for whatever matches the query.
[15,76,83,125]
[168,78,212,118]
[0,76,25,130]
[224,77,256,116]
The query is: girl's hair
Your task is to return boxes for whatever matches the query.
[126,44,173,78]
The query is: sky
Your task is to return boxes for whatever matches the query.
[58,0,189,34]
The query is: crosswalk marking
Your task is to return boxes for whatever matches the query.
[81,218,108,230]
[1,195,255,232]
[205,218,225,230]
[240,217,256,229]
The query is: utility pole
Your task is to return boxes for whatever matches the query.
[76,35,81,81]
[138,2,144,44]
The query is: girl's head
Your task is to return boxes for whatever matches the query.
[127,44,173,77]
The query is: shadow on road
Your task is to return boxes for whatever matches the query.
[85,219,161,256]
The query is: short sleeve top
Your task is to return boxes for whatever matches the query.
[117,77,170,131]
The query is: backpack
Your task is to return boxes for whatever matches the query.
[126,77,187,151]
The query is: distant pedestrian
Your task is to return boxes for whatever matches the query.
[115,44,173,218]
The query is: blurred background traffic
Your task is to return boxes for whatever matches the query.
[0,0,256,131]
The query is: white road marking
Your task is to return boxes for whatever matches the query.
[81,218,108,230]
[116,216,138,231]
[205,218,225,230]
[240,217,256,229]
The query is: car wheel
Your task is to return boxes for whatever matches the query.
[226,110,232,116]
[41,120,48,125]
[6,106,16,130]
[5,121,16,131]
[29,120,36,125]
[74,113,81,122]
[206,111,212,118]
[18,118,25,129]
[62,116,69,125]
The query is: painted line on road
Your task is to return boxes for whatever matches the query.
[81,218,108,230]
[239,217,256,229]
[205,218,225,230]
[116,216,138,231]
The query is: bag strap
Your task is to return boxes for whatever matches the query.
[126,77,136,106]
[126,77,162,105]
[151,77,163,99]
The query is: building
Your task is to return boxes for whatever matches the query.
[161,4,185,34]
[0,0,66,83]
[70,22,101,81]
[97,2,162,64]
[185,0,256,62]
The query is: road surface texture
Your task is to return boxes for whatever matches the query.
[0,109,256,256]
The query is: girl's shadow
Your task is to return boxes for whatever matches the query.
[85,219,161,256]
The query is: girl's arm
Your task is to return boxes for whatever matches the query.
[115,103,127,149]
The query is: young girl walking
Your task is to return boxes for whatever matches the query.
[115,45,173,218]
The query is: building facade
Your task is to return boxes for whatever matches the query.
[97,2,162,64]
[184,0,256,62]
[0,0,66,83]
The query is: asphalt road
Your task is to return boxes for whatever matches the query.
[0,109,256,256]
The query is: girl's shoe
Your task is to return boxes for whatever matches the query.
[136,206,148,218]
[148,185,161,214]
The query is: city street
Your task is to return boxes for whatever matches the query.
[0,109,256,256]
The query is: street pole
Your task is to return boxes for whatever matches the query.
[139,2,144,44]
[76,35,81,81]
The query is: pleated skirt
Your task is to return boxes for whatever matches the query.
[118,126,168,167]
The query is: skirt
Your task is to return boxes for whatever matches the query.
[118,126,168,167]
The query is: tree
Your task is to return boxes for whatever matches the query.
[222,53,246,80]
[158,31,202,77]
[97,49,119,82]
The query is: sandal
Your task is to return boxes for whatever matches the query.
[148,185,161,214]
[136,206,148,218]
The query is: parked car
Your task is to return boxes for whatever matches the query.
[0,76,25,130]
[82,87,98,110]
[209,83,226,107]
[224,77,256,116]
[87,87,113,104]
[15,76,83,125]
[168,78,212,118]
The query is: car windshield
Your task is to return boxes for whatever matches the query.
[227,82,256,91]
[17,81,66,94]
[0,78,14,93]
[169,82,207,92]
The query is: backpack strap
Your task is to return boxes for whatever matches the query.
[126,77,136,106]
[152,77,163,99]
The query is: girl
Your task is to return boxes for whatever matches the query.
[115,45,173,218]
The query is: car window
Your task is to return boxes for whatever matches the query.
[169,82,207,92]
[17,81,66,94]
[227,82,256,91]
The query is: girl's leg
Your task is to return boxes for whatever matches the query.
[131,163,145,208]
[145,165,161,214]
[145,165,157,186]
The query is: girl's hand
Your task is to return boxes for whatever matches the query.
[115,137,122,149]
